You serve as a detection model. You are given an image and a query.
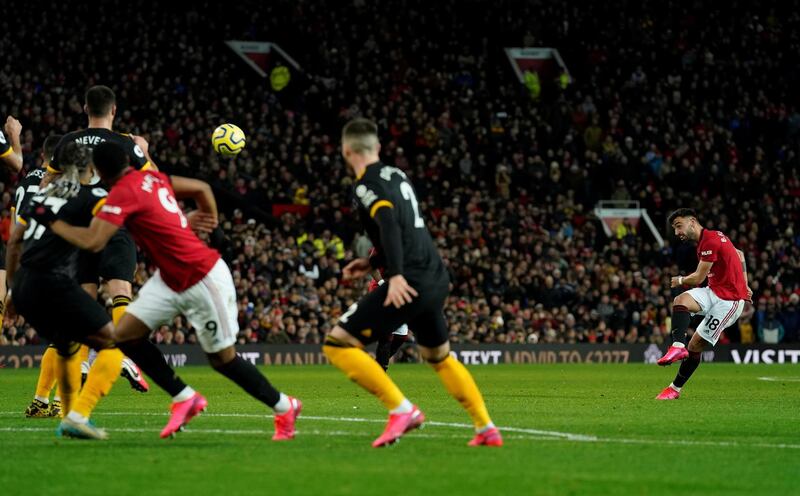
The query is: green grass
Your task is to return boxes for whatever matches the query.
[1,363,799,495]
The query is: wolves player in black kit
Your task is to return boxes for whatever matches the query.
[7,143,124,439]
[51,86,150,392]
[19,136,146,419]
[322,118,502,447]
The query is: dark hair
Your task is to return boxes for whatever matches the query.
[93,142,130,179]
[43,135,63,162]
[668,208,698,225]
[85,85,116,117]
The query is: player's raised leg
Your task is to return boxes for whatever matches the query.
[657,292,701,366]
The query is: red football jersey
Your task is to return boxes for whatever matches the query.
[696,229,748,301]
[97,169,220,291]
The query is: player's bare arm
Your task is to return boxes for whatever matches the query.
[670,261,712,288]
[2,116,23,172]
[736,248,753,301]
[49,216,120,253]
[171,175,219,233]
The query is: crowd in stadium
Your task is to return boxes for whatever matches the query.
[1,0,799,347]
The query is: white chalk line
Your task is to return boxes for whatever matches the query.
[757,376,800,382]
[1,411,797,449]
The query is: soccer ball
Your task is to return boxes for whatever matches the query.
[211,123,246,156]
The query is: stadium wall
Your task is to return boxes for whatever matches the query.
[2,344,800,368]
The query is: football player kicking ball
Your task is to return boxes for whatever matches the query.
[323,118,502,447]
[37,142,301,440]
[656,208,751,400]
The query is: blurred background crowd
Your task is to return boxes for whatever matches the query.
[2,0,799,347]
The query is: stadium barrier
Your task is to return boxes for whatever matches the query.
[2,344,800,368]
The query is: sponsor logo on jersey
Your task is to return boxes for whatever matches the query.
[101,205,122,215]
[701,250,712,256]
[355,184,378,208]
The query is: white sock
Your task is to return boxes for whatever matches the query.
[477,422,496,434]
[34,395,49,404]
[671,342,686,348]
[390,399,413,415]
[172,386,196,403]
[669,383,682,392]
[273,393,291,414]
[66,411,89,424]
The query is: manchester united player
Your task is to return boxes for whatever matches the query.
[656,208,751,400]
[39,142,301,441]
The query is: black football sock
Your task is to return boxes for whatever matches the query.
[375,337,393,371]
[116,338,187,396]
[673,351,701,388]
[213,355,281,408]
[389,335,407,358]
[670,305,691,345]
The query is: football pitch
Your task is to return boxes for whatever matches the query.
[1,364,798,495]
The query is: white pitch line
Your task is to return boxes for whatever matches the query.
[757,376,800,382]
[0,425,797,449]
[0,410,590,440]
[1,411,798,449]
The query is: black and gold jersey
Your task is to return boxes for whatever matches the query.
[18,185,107,278]
[0,129,11,158]
[51,128,151,173]
[12,167,47,223]
[353,161,446,284]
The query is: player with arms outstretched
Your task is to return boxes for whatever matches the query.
[38,142,301,441]
[323,118,501,447]
[656,208,751,400]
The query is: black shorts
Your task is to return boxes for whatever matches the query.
[339,277,449,348]
[77,229,136,284]
[13,267,111,353]
[0,243,5,271]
